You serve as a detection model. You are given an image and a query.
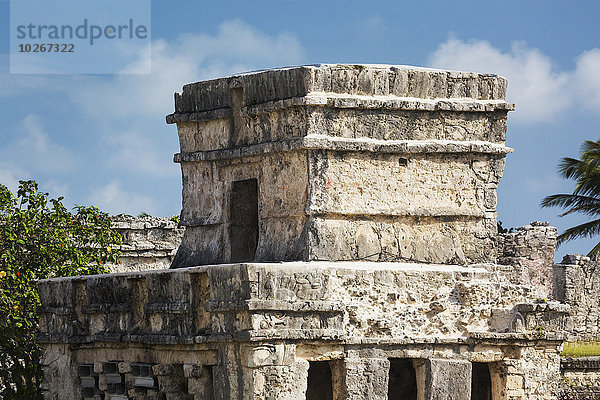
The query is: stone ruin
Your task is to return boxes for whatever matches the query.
[37,64,592,399]
[108,215,184,273]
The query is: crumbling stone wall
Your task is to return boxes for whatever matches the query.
[560,357,600,397]
[554,255,600,341]
[109,215,184,272]
[497,221,558,298]
[550,255,600,397]
[38,263,566,400]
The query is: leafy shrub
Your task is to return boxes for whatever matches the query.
[0,180,121,399]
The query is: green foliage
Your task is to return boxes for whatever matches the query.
[561,341,600,358]
[541,139,600,258]
[0,180,121,399]
[170,214,180,224]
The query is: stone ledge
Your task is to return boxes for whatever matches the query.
[37,261,495,284]
[166,95,514,123]
[145,302,191,314]
[82,303,131,313]
[514,302,571,313]
[241,94,514,116]
[469,331,567,343]
[166,107,230,123]
[205,299,345,312]
[174,137,512,163]
[182,211,491,229]
[562,357,600,370]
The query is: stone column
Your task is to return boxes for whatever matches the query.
[332,358,390,400]
[416,358,471,400]
[40,343,80,400]
[214,342,306,400]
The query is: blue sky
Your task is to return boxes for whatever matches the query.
[1,0,600,260]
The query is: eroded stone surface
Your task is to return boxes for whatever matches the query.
[38,261,567,400]
[37,65,581,400]
[498,221,557,298]
[109,215,184,273]
[169,64,512,268]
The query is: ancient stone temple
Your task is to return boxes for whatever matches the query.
[39,65,570,400]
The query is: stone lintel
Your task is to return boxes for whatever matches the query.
[561,356,600,370]
[204,299,345,312]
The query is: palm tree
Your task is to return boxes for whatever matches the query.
[541,139,600,258]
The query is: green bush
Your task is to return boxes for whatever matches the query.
[0,180,121,399]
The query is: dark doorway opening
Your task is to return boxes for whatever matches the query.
[471,362,492,400]
[388,358,417,400]
[229,179,259,262]
[306,361,333,400]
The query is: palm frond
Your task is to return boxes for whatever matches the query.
[541,194,600,210]
[587,240,600,259]
[557,218,600,244]
[544,138,600,255]
[558,157,586,180]
[560,205,600,218]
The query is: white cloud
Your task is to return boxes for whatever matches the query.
[43,179,70,202]
[2,114,77,174]
[0,163,29,194]
[87,180,157,215]
[0,20,306,216]
[0,163,69,202]
[0,55,55,99]
[574,48,600,111]
[359,14,387,36]
[104,129,179,178]
[64,18,305,201]
[74,19,306,119]
[428,38,571,123]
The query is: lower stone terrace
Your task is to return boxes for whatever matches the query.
[38,262,569,400]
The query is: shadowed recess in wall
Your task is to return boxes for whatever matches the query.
[471,362,492,400]
[306,361,333,400]
[388,358,417,400]
[229,178,258,262]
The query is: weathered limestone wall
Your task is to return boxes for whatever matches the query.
[560,357,600,397]
[38,263,567,400]
[554,255,600,341]
[168,64,514,268]
[108,215,184,272]
[497,222,558,298]
[38,65,576,400]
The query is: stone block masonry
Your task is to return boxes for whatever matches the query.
[498,221,558,298]
[37,64,576,400]
[108,215,184,273]
[560,357,600,397]
[554,255,600,341]
[38,262,566,400]
[166,64,514,268]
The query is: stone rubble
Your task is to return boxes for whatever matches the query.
[108,214,185,273]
